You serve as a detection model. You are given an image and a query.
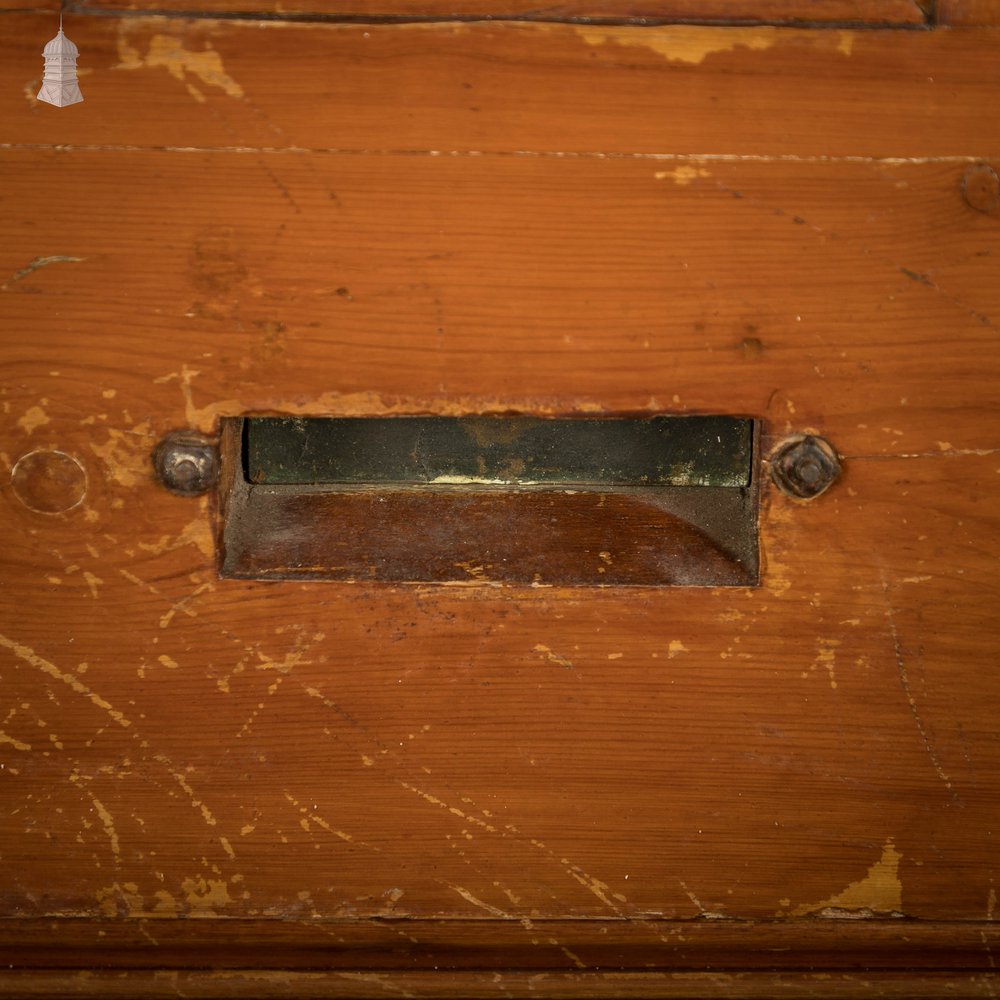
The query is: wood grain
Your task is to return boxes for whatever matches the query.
[63,0,929,25]
[937,0,1000,23]
[2,8,999,997]
[2,16,999,157]
[3,968,999,999]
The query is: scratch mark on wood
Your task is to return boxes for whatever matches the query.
[0,633,132,730]
[399,781,500,834]
[551,940,587,968]
[898,265,995,331]
[149,753,219,828]
[283,791,356,845]
[70,778,121,858]
[444,883,512,918]
[880,570,958,801]
[1,255,84,291]
[564,866,626,914]
[678,880,727,919]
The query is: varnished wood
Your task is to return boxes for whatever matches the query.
[2,7,999,997]
[64,0,929,24]
[4,969,999,999]
[2,16,999,157]
[937,0,1000,23]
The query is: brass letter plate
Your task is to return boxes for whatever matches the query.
[219,416,758,586]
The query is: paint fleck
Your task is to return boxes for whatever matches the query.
[814,638,840,690]
[0,731,31,751]
[573,24,780,64]
[788,840,903,916]
[655,165,711,185]
[18,406,50,434]
[116,29,245,101]
[180,876,232,913]
[534,643,574,669]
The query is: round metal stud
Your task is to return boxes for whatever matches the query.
[770,434,841,500]
[153,430,217,496]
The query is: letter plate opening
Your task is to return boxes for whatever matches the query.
[219,416,759,586]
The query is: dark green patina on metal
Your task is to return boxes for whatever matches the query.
[244,416,752,488]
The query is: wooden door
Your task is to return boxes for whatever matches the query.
[2,1,1000,995]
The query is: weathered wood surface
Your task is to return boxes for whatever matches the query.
[3,16,1000,157]
[1,8,1000,998]
[3,968,1000,999]
[63,0,930,24]
[938,0,1000,23]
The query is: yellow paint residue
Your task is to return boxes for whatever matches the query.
[667,640,688,659]
[90,427,154,488]
[116,29,244,101]
[158,367,612,437]
[574,24,779,64]
[141,512,215,561]
[90,796,121,856]
[814,638,840,690]
[0,730,32,751]
[534,643,574,669]
[446,882,511,918]
[573,24,856,65]
[157,654,179,670]
[790,840,903,916]
[18,406,50,434]
[655,166,711,186]
[181,876,233,914]
[0,633,132,730]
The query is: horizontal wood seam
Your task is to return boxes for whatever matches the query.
[0,144,991,164]
[54,3,935,27]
